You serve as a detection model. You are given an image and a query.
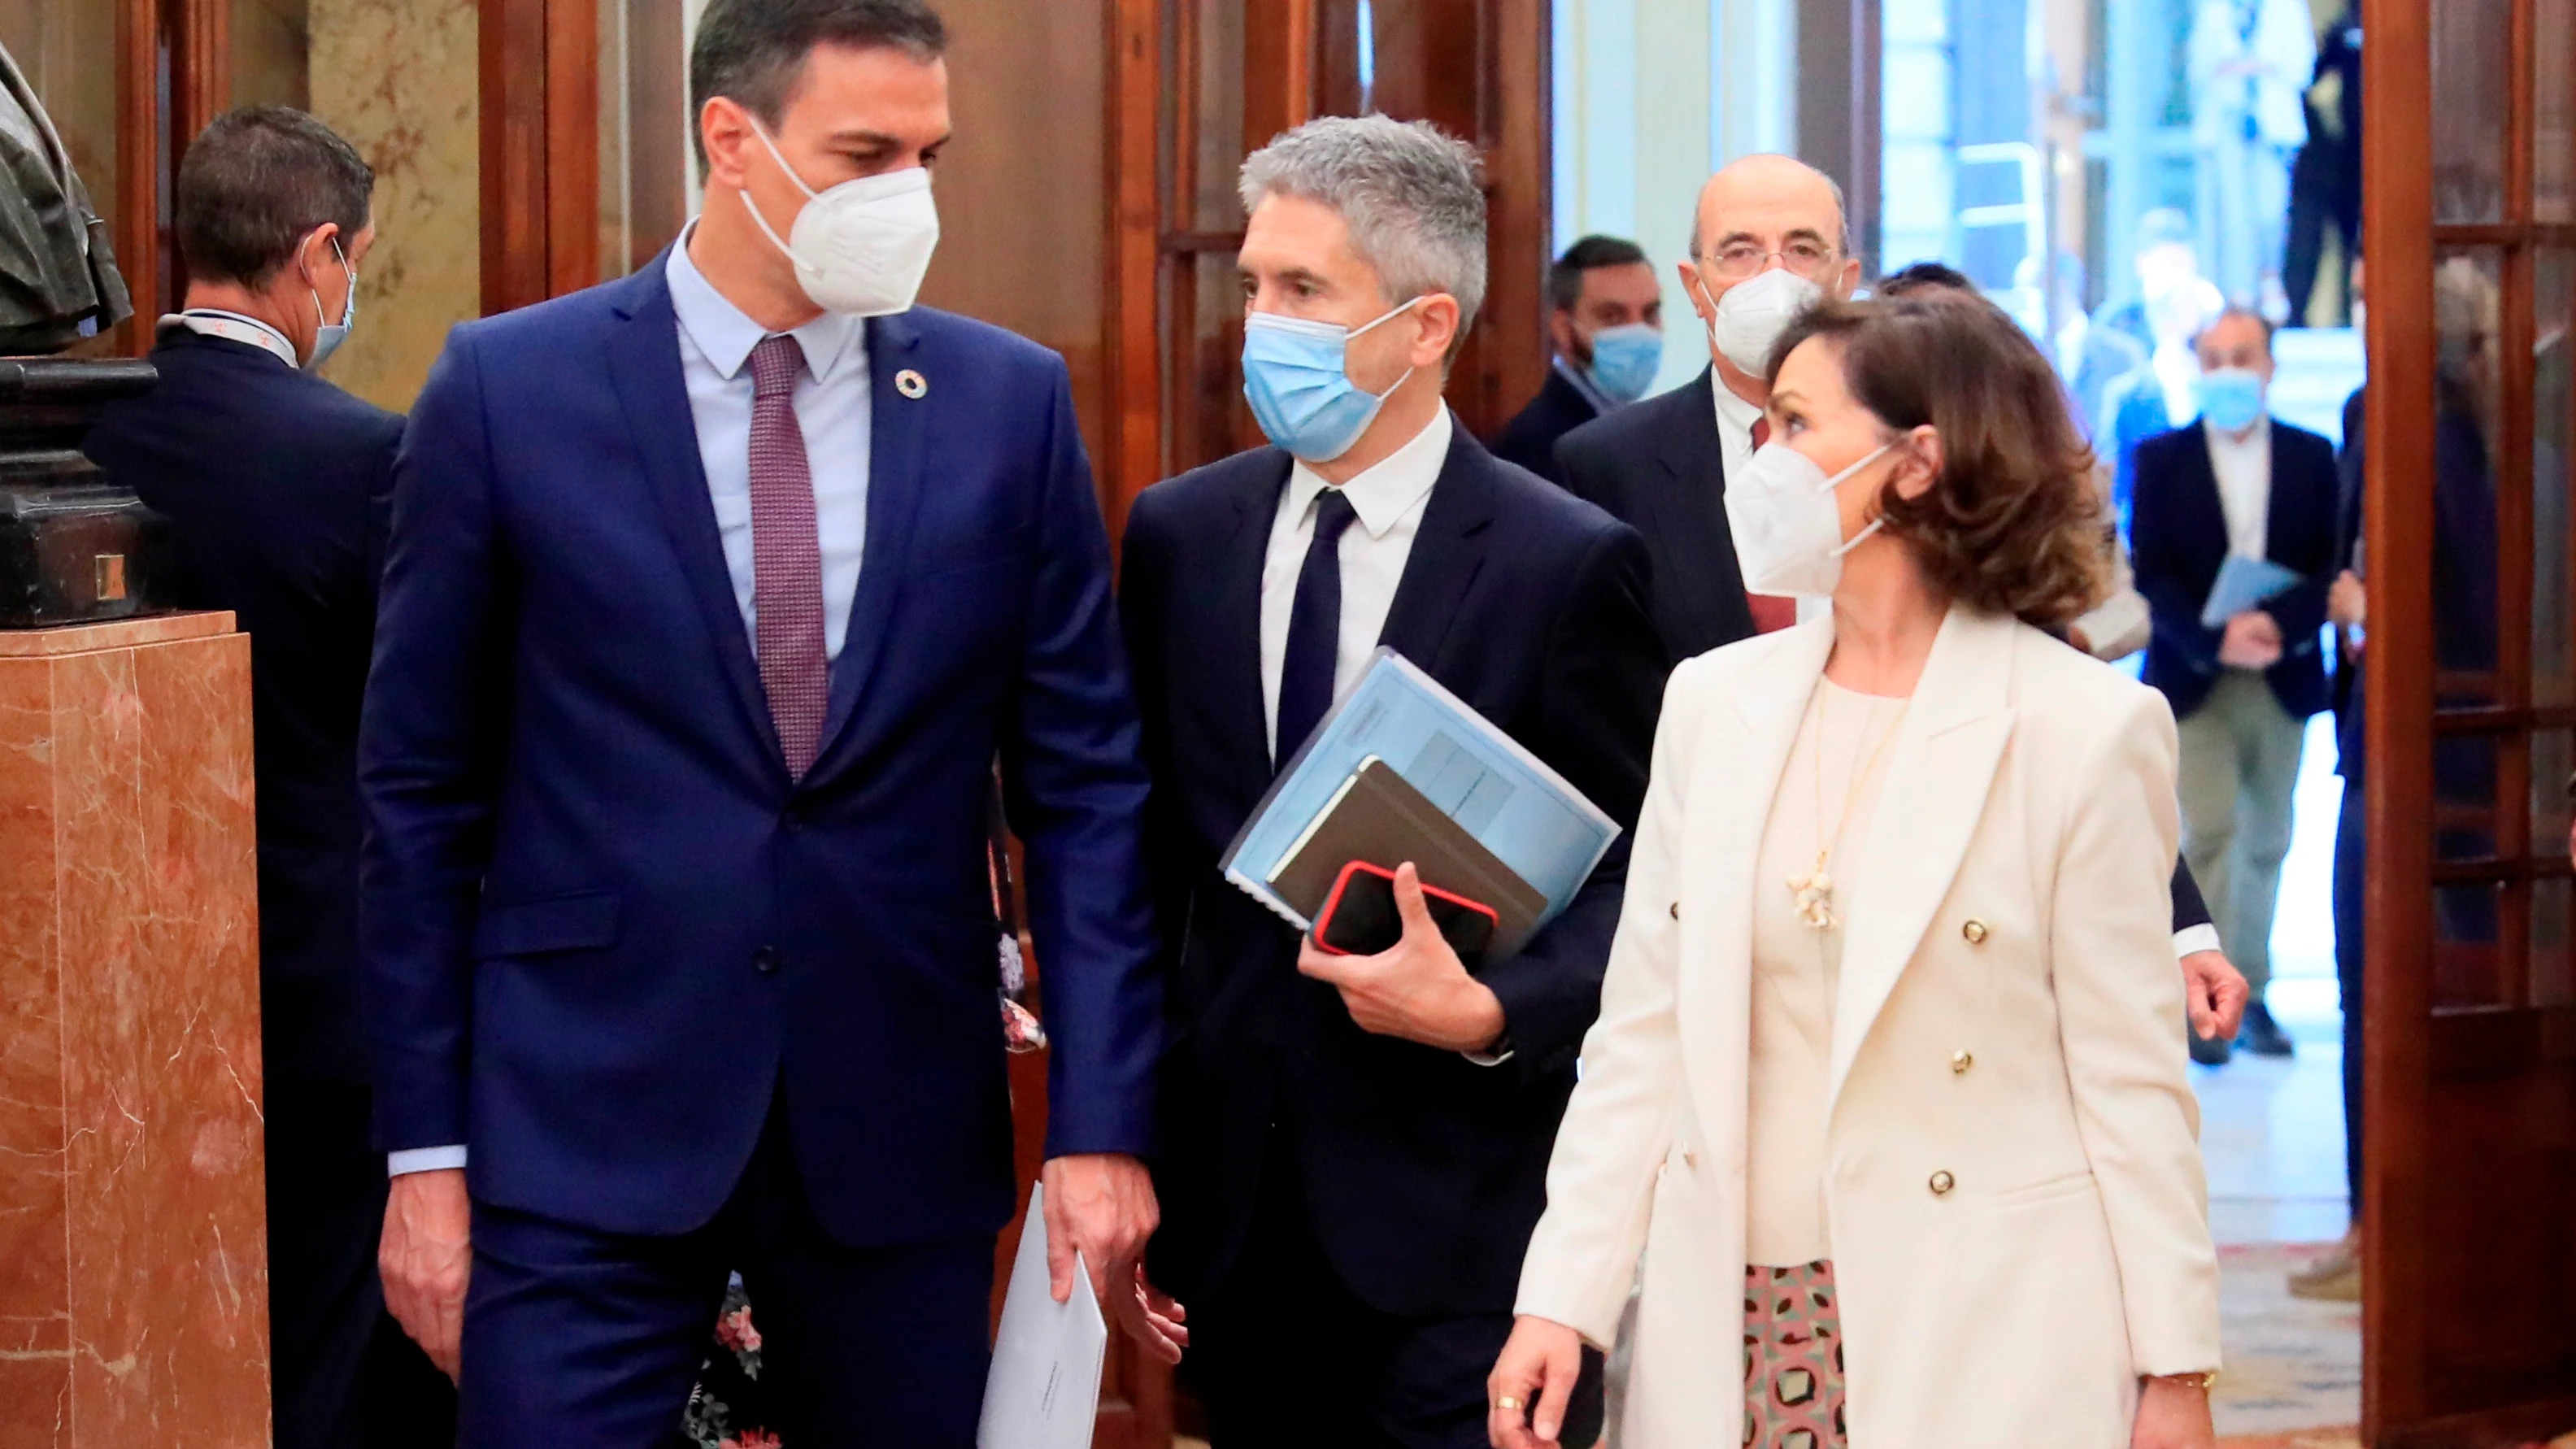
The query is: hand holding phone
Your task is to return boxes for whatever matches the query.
[1312,859,1499,965]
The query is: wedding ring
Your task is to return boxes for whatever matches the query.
[1496,1396,1525,1412]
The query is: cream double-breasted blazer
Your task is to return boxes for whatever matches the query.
[1516,605,2221,1447]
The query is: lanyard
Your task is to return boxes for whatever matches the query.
[161,310,299,368]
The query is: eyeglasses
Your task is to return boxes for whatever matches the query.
[1698,241,1838,282]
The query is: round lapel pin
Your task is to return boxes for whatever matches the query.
[895,368,929,400]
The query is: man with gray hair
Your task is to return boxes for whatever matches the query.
[1120,114,1664,1447]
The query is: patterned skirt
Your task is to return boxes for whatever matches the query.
[1743,1261,1847,1449]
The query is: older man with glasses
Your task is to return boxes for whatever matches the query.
[1551,154,1862,653]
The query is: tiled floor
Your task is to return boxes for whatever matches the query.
[2200,711,2361,1438]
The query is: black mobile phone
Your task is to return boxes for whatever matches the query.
[1313,860,1499,964]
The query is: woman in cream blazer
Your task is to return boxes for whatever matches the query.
[1490,295,2221,1449]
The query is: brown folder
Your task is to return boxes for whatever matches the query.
[1268,757,1549,958]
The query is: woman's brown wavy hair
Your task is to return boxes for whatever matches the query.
[1765,292,2110,629]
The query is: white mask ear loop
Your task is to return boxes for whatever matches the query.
[1820,443,1897,558]
[738,118,817,259]
[1348,296,1425,400]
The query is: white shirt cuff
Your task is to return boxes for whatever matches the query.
[388,1146,468,1177]
[1462,1046,1516,1067]
[2173,925,2223,960]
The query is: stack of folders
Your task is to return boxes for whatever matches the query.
[1221,649,1620,962]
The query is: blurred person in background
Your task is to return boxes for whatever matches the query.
[80,105,456,1449]
[1490,234,1664,483]
[2189,0,2316,317]
[2129,307,2339,1064]
[2282,7,2362,327]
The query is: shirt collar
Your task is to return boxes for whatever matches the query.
[665,221,864,383]
[1286,406,1454,541]
[2202,413,2272,453]
[163,310,299,369]
[1711,375,1766,437]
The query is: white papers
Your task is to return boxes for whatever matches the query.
[978,1184,1106,1449]
[2199,555,2305,630]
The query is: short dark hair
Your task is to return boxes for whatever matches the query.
[1767,294,2109,629]
[175,107,374,288]
[1873,260,1976,298]
[690,0,949,172]
[1547,235,1651,312]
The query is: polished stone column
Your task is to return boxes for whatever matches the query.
[0,611,267,1449]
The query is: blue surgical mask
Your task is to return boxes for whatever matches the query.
[1242,298,1421,463]
[1584,323,1662,403]
[2196,365,2266,432]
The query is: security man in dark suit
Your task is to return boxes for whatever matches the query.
[1121,116,1664,1448]
[80,107,453,1448]
[1486,235,1662,482]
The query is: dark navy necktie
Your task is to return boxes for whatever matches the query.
[1275,487,1361,766]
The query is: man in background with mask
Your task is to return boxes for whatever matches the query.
[2130,307,2340,1063]
[1551,154,1860,652]
[1488,233,1662,483]
[1120,115,1664,1447]
[82,106,455,1449]
[361,2,1170,1442]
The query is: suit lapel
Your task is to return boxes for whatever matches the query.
[604,258,775,760]
[1676,620,1834,1151]
[1377,430,1497,671]
[810,311,931,776]
[1827,607,2020,1110]
[1640,372,1738,638]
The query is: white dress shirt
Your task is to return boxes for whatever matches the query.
[1711,374,1764,488]
[1258,407,1451,762]
[668,223,874,660]
[388,237,877,1180]
[2204,415,2273,562]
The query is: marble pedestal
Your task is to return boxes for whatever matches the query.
[0,613,268,1447]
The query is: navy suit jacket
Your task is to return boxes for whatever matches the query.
[360,255,1160,1243]
[83,331,402,1085]
[1119,431,1665,1318]
[1486,366,1599,485]
[2130,419,2340,720]
[1551,368,1759,660]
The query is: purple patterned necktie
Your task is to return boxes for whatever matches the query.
[746,333,829,779]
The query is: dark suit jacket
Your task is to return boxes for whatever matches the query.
[2130,419,2340,720]
[361,255,1160,1243]
[1551,367,1758,661]
[83,331,399,1084]
[1120,431,1664,1318]
[1487,366,1600,485]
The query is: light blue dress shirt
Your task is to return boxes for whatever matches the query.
[385,237,877,1181]
[665,225,873,661]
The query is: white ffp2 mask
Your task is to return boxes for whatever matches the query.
[742,120,940,317]
[1707,267,1824,377]
[1725,441,1892,598]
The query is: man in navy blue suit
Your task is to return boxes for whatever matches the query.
[1120,116,1666,1448]
[83,106,453,1449]
[360,3,1170,1442]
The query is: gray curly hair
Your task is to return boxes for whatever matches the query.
[1239,115,1489,334]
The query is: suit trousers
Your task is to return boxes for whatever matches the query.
[1184,1137,1603,1449]
[456,1086,994,1449]
[2177,669,2309,995]
[264,1081,458,1449]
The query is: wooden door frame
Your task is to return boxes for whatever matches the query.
[481,0,601,315]
[2362,0,2576,1439]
